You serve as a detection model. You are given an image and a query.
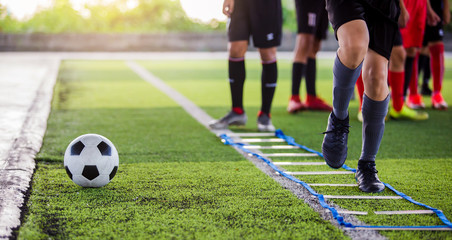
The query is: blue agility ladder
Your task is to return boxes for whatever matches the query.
[220,129,452,231]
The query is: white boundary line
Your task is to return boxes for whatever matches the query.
[126,61,216,130]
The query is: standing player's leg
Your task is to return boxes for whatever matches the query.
[305,38,333,111]
[401,0,427,109]
[250,0,282,131]
[418,46,432,96]
[258,47,278,132]
[429,40,448,109]
[228,41,248,116]
[209,0,250,130]
[288,33,313,113]
[288,0,317,113]
[428,0,448,109]
[388,44,429,120]
[425,0,448,109]
[209,41,249,130]
[305,2,333,111]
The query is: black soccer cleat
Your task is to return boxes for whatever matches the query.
[322,112,350,169]
[355,161,385,193]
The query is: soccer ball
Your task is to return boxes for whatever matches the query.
[64,134,119,187]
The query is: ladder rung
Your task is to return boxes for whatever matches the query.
[374,210,435,215]
[243,145,298,149]
[274,162,326,166]
[346,227,452,231]
[308,183,357,187]
[284,171,354,175]
[318,195,403,200]
[228,132,275,137]
[240,138,285,143]
[263,153,318,157]
[326,209,368,215]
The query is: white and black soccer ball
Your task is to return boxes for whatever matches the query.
[64,134,119,188]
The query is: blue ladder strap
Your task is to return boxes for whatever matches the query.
[220,134,354,228]
[222,131,452,230]
[384,183,452,228]
[274,129,452,229]
[352,225,451,229]
[275,129,323,157]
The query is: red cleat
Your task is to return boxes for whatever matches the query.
[287,95,306,113]
[406,94,425,109]
[306,95,333,111]
[432,92,448,110]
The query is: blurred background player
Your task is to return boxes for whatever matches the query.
[209,0,282,132]
[420,0,450,109]
[323,0,400,193]
[418,45,432,96]
[401,0,441,109]
[287,0,333,113]
[355,0,433,121]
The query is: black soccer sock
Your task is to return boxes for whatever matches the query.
[422,56,431,86]
[291,62,305,96]
[306,58,317,96]
[418,54,426,78]
[359,94,389,162]
[404,56,414,97]
[417,54,431,85]
[332,55,362,120]
[229,58,246,110]
[261,61,278,114]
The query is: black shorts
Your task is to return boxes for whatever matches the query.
[228,0,282,48]
[325,0,400,60]
[394,29,403,47]
[295,0,329,40]
[422,0,444,46]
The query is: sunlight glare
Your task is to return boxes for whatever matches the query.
[179,0,226,22]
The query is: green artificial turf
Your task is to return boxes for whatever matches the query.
[139,58,452,240]
[18,60,346,239]
[18,57,452,239]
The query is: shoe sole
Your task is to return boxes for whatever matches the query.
[229,121,247,126]
[433,105,448,110]
[287,107,306,113]
[389,116,428,121]
[257,125,275,132]
[209,120,246,129]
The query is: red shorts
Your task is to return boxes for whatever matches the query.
[400,0,427,48]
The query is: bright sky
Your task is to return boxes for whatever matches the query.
[0,0,226,22]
